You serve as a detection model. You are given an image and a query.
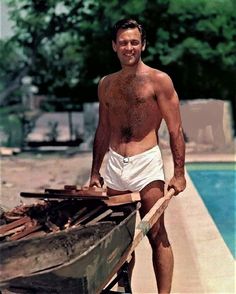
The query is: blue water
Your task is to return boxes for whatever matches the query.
[187,162,236,258]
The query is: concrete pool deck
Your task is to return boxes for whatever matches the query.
[131,151,235,293]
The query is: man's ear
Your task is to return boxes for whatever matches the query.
[141,41,146,52]
[112,41,117,52]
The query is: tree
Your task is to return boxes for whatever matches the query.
[145,0,236,102]
[1,0,147,105]
[1,0,235,130]
[0,38,28,105]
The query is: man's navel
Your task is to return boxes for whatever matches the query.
[121,126,133,142]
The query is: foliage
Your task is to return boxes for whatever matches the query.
[0,107,23,147]
[145,0,236,102]
[1,0,235,124]
[0,39,29,105]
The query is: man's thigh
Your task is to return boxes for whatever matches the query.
[107,186,131,196]
[139,180,165,218]
[139,180,166,242]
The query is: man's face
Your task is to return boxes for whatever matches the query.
[112,28,146,67]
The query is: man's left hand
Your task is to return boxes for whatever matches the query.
[168,175,186,195]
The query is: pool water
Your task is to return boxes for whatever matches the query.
[187,162,236,258]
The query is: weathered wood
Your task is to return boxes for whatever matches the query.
[44,186,106,194]
[23,230,47,240]
[76,189,107,198]
[45,220,60,232]
[81,186,107,193]
[130,188,175,254]
[44,189,76,194]
[104,192,141,206]
[73,205,104,226]
[20,187,141,205]
[0,225,26,238]
[0,222,116,281]
[63,185,78,190]
[0,203,138,294]
[85,209,113,226]
[0,216,31,235]
[110,212,125,218]
[9,224,42,241]
[20,191,109,199]
[65,207,88,228]
[3,215,22,221]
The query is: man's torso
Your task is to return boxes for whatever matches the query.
[103,67,163,156]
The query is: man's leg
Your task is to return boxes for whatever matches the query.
[140,180,174,294]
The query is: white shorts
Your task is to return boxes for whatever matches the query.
[104,145,165,192]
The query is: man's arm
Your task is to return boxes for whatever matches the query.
[155,72,186,194]
[90,77,110,187]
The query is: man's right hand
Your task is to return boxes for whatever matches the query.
[89,173,104,188]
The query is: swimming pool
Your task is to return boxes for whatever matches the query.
[187,162,236,258]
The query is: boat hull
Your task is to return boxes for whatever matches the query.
[0,204,138,293]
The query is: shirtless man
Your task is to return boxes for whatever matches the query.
[89,19,186,293]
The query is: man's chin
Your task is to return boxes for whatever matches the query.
[122,60,138,66]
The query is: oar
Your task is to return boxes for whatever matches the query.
[130,188,175,253]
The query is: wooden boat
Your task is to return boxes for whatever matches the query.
[0,186,175,293]
[0,199,139,293]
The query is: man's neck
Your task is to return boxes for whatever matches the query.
[121,60,145,75]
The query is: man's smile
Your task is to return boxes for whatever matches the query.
[124,53,134,57]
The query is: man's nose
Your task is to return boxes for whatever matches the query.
[125,42,133,50]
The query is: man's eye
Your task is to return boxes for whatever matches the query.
[131,41,140,45]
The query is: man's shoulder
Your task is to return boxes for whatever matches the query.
[100,71,120,83]
[145,67,175,96]
[148,67,172,82]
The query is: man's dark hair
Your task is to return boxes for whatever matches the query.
[111,19,146,44]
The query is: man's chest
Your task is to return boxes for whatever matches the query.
[106,76,156,111]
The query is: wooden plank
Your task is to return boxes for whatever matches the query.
[44,186,106,194]
[110,212,125,218]
[45,220,60,232]
[130,188,175,253]
[0,216,31,235]
[44,189,76,194]
[73,205,104,226]
[0,225,26,238]
[21,186,108,200]
[103,192,141,206]
[9,224,42,241]
[85,209,113,226]
[3,215,22,221]
[63,185,78,190]
[20,191,109,199]
[65,207,88,228]
[76,189,108,198]
[81,186,107,193]
[70,207,88,222]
